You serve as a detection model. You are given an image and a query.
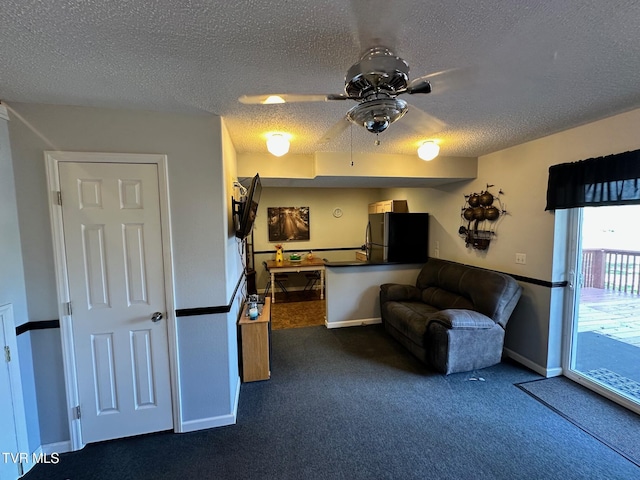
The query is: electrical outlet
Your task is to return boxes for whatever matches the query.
[435,241,440,250]
[434,249,440,258]
[515,253,527,265]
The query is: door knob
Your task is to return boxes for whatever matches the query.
[151,312,163,323]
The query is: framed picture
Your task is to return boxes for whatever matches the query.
[268,207,310,241]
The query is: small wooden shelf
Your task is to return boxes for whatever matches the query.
[238,297,271,382]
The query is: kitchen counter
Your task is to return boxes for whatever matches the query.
[324,262,422,328]
[324,259,423,268]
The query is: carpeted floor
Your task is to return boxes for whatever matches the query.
[23,325,640,480]
[517,376,640,467]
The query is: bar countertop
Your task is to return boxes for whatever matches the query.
[324,259,425,268]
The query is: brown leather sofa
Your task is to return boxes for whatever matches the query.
[380,258,522,374]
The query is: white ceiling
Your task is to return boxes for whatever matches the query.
[2,0,640,159]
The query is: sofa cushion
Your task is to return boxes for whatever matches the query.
[426,309,496,329]
[421,287,474,311]
[380,258,523,374]
[415,258,522,328]
[380,283,422,303]
[381,301,438,346]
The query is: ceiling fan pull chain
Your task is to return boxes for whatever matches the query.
[350,124,354,166]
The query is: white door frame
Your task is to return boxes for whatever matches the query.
[1,303,31,478]
[44,151,181,451]
[561,207,640,414]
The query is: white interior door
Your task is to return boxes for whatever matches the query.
[0,337,20,480]
[59,162,173,443]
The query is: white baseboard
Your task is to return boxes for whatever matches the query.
[179,376,241,433]
[544,366,563,377]
[260,286,319,295]
[180,413,236,433]
[504,348,563,378]
[326,317,381,329]
[41,440,72,455]
[231,375,241,421]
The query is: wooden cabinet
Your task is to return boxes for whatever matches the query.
[368,199,409,214]
[238,297,271,382]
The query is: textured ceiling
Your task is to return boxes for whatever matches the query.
[2,0,640,158]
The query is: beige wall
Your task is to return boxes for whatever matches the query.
[245,107,640,373]
[383,108,640,374]
[7,102,244,443]
[237,151,477,184]
[252,187,384,288]
[9,98,640,448]
[8,102,230,313]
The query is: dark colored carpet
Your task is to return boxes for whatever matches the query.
[24,325,640,480]
[517,376,640,467]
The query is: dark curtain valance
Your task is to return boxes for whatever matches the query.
[545,149,640,210]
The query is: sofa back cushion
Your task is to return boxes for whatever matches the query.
[421,288,474,311]
[416,258,522,328]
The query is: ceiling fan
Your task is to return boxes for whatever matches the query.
[238,45,446,143]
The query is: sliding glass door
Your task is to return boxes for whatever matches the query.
[565,206,640,413]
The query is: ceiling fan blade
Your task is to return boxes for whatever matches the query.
[409,66,478,96]
[406,78,432,95]
[402,104,446,136]
[317,116,351,145]
[238,93,349,105]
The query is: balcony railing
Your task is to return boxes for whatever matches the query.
[582,249,640,294]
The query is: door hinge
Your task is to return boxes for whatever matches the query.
[74,405,81,419]
[56,191,62,206]
[63,301,72,316]
[4,345,10,363]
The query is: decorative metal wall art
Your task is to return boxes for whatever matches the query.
[458,185,507,250]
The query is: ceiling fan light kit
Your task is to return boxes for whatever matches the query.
[346,97,408,133]
[417,140,440,161]
[263,95,286,104]
[266,133,290,157]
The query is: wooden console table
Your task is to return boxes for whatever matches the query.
[238,297,271,382]
[266,258,325,303]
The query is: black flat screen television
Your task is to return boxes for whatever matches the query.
[234,173,262,240]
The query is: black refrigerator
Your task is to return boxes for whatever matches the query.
[366,213,429,262]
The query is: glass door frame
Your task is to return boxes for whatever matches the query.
[562,207,640,414]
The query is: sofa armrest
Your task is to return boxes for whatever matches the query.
[380,283,422,304]
[427,309,497,329]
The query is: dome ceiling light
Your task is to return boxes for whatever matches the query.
[266,133,290,157]
[417,140,440,161]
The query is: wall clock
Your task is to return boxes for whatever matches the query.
[332,207,343,218]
